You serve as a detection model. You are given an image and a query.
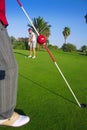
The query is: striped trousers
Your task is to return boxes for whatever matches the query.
[0,22,18,119]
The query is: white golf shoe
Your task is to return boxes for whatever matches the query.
[32,56,36,59]
[0,112,30,127]
[28,55,32,58]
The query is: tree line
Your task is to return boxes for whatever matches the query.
[10,16,87,55]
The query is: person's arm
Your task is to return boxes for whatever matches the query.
[0,0,8,26]
[29,33,34,42]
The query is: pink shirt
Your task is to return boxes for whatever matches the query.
[0,0,8,26]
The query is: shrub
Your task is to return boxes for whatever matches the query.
[48,44,58,50]
[62,43,77,52]
[12,41,25,50]
[81,45,87,53]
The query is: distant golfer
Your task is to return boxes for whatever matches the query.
[28,28,36,59]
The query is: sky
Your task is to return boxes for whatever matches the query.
[6,0,87,49]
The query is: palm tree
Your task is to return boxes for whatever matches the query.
[62,27,70,43]
[28,16,51,38]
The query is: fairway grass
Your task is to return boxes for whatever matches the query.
[3,49,87,130]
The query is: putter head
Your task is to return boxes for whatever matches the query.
[80,103,87,108]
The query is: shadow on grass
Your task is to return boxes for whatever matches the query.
[15,109,27,116]
[14,51,28,57]
[19,73,77,106]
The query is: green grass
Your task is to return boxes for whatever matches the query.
[3,49,87,130]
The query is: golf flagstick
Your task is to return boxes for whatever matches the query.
[17,0,86,108]
[43,43,81,108]
[17,0,39,36]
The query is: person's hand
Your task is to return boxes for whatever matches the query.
[28,42,30,46]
